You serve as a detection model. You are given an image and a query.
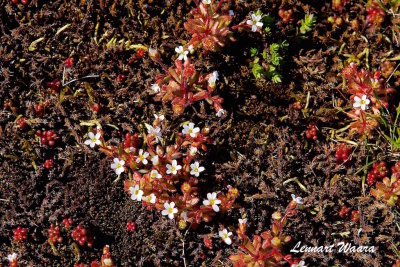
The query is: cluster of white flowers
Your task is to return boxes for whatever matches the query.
[353,95,370,111]
[247,13,263,32]
[129,185,156,204]
[202,0,211,4]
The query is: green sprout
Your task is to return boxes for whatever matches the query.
[300,14,316,34]
[249,40,288,83]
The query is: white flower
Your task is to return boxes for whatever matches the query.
[150,169,162,179]
[103,258,113,266]
[154,113,165,121]
[84,132,101,148]
[291,261,306,267]
[7,253,17,262]
[182,211,188,221]
[136,149,149,165]
[353,95,370,111]
[151,84,161,93]
[188,45,194,53]
[189,146,197,156]
[219,229,232,245]
[370,78,379,87]
[144,193,156,204]
[151,155,159,165]
[291,194,303,205]
[238,218,247,224]
[162,202,178,219]
[182,122,200,138]
[246,13,263,32]
[216,109,225,117]
[147,125,162,143]
[129,185,144,201]
[175,46,189,61]
[166,160,182,175]
[148,47,157,57]
[212,71,219,80]
[208,71,219,87]
[111,158,125,175]
[229,10,234,16]
[203,192,221,212]
[202,0,211,4]
[190,161,205,177]
[272,211,282,220]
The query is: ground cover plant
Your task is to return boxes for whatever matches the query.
[2,0,400,266]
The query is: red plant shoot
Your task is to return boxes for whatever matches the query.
[13,227,28,242]
[184,0,235,52]
[229,200,302,266]
[149,54,224,115]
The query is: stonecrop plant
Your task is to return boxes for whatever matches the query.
[149,49,225,116]
[342,63,394,136]
[184,0,235,52]
[183,1,265,52]
[229,195,304,267]
[371,161,400,207]
[84,116,238,227]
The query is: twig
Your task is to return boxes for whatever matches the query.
[63,74,100,86]
[387,63,400,83]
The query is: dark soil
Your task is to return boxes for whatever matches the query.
[1,0,400,266]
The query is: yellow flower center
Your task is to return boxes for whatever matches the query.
[168,207,173,213]
[188,129,193,134]
[140,155,144,161]
[171,166,175,172]
[252,20,257,25]
[210,199,215,205]
[194,167,199,173]
[117,163,122,168]
[223,233,228,239]
[360,99,366,105]
[91,138,97,142]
